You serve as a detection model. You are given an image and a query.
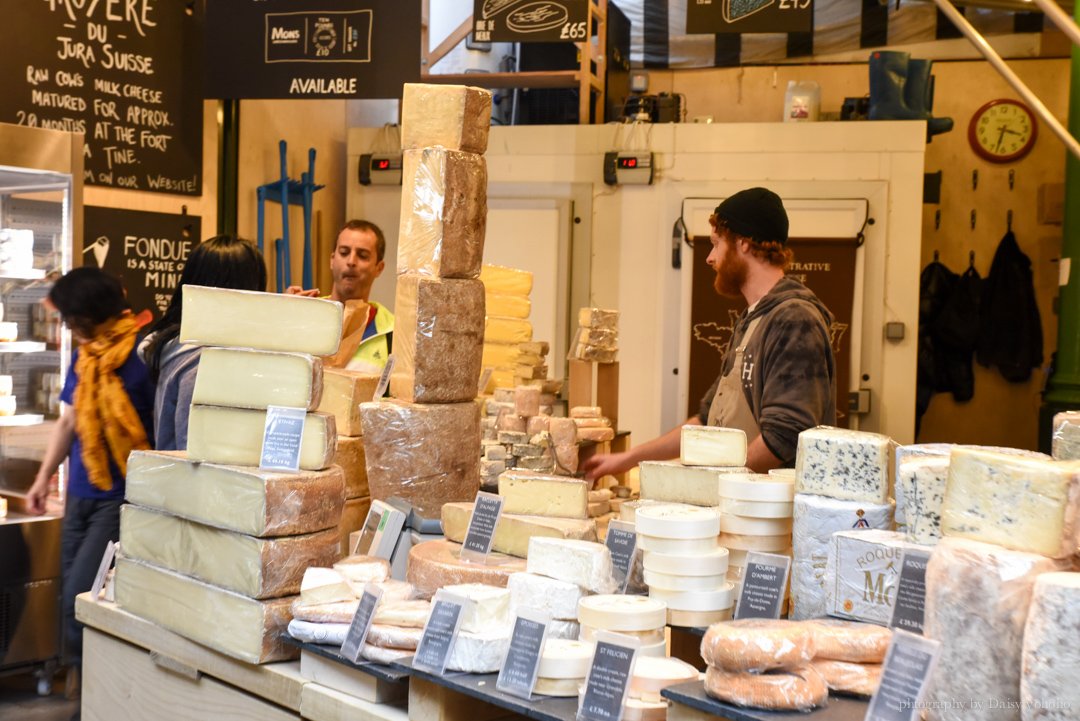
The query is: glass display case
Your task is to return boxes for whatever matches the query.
[0,122,78,692]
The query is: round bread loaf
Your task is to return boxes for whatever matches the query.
[811,659,882,697]
[700,619,815,672]
[703,665,828,711]
[805,618,892,663]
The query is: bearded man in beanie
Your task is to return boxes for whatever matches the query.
[583,187,836,476]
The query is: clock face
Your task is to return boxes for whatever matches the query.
[968,99,1038,163]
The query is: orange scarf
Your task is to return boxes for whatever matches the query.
[74,314,151,491]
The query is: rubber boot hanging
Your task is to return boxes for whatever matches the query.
[905,58,954,141]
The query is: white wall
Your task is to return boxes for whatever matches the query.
[347,122,925,444]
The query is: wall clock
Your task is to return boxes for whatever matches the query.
[968,99,1038,163]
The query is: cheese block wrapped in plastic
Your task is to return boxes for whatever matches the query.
[703,665,828,711]
[480,264,532,296]
[578,327,618,350]
[290,581,419,623]
[406,540,526,599]
[398,148,486,279]
[923,538,1069,721]
[803,618,892,663]
[941,447,1080,558]
[795,426,894,503]
[700,620,816,672]
[186,405,337,471]
[119,504,338,599]
[1052,411,1080,460]
[125,450,345,537]
[401,83,491,154]
[287,619,349,646]
[441,502,597,558]
[578,308,619,330]
[368,624,423,650]
[360,400,480,519]
[442,583,511,633]
[115,556,295,664]
[332,555,390,585]
[572,344,617,363]
[180,285,342,356]
[334,436,368,499]
[810,660,881,697]
[790,493,894,620]
[1021,572,1080,721]
[390,275,484,403]
[372,600,431,628]
[317,369,379,437]
[192,348,323,411]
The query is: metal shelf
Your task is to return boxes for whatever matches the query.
[0,341,47,353]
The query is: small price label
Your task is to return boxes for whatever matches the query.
[259,405,307,471]
[90,540,118,603]
[373,355,395,400]
[496,610,551,700]
[734,552,791,620]
[413,590,470,675]
[890,549,931,635]
[864,630,941,721]
[577,631,639,721]
[461,492,504,561]
[340,585,383,663]
[605,520,637,593]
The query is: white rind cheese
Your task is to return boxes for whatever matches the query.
[526,538,616,593]
[537,639,594,679]
[795,427,893,503]
[637,535,719,554]
[641,547,729,576]
[790,493,894,621]
[719,474,796,502]
[192,348,321,411]
[824,530,918,626]
[941,448,1080,559]
[718,533,790,552]
[719,513,793,536]
[548,619,581,640]
[895,455,949,545]
[577,595,667,631]
[186,405,336,471]
[680,426,747,467]
[1021,572,1080,721]
[441,583,511,633]
[923,538,1068,721]
[446,629,509,673]
[634,504,721,539]
[648,584,735,612]
[180,285,342,356]
[639,461,751,507]
[718,498,794,519]
[507,572,586,621]
[300,568,355,606]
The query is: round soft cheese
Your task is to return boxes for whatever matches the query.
[719,533,790,552]
[718,498,794,519]
[537,638,594,679]
[719,513,793,536]
[668,607,733,628]
[578,595,667,632]
[635,504,721,539]
[718,475,795,502]
[621,697,669,721]
[643,570,728,593]
[642,547,728,576]
[629,656,700,696]
[638,637,667,658]
[638,534,719,555]
[579,624,665,645]
[534,676,582,697]
[649,584,735,612]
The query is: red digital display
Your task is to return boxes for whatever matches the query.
[374,159,391,170]
[617,157,638,169]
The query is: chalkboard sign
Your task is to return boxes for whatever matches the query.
[0,0,203,195]
[687,0,813,34]
[473,0,590,43]
[890,549,931,635]
[204,1,420,99]
[83,206,200,322]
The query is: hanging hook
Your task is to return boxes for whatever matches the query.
[934,209,941,231]
[933,249,940,262]
[969,250,975,269]
[180,204,192,239]
[1008,169,1015,191]
[972,169,978,191]
[1007,209,1013,231]
[971,209,977,230]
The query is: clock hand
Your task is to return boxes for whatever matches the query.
[1002,128,1021,136]
[994,125,1006,152]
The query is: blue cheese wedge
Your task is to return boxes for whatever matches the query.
[895,456,950,546]
[941,448,1080,559]
[795,427,894,503]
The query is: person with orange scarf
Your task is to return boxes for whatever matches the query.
[27,267,155,696]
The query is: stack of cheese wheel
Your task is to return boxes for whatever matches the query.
[636,503,734,626]
[623,656,700,720]
[700,619,827,712]
[535,638,594,697]
[577,595,668,657]
[718,472,796,594]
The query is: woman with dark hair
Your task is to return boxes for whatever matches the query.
[140,235,266,450]
[27,266,155,688]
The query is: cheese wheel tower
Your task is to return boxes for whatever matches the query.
[577,595,668,657]
[116,289,349,664]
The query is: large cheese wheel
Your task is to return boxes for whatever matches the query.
[638,535,719,554]
[804,618,892,663]
[700,620,815,672]
[649,584,735,612]
[669,607,733,628]
[643,570,727,592]
[537,639,593,679]
[703,665,828,711]
[621,697,669,721]
[810,659,881,697]
[635,504,721,539]
[579,624,665,645]
[719,513,793,536]
[719,498,794,519]
[578,595,667,632]
[642,547,728,576]
[406,540,526,598]
[718,474,795,502]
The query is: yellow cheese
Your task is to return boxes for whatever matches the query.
[186,405,336,471]
[485,316,532,344]
[401,83,492,154]
[480,264,533,296]
[441,501,597,557]
[498,472,588,518]
[317,369,379,437]
[191,348,321,411]
[486,293,531,319]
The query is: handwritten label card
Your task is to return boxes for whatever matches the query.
[259,405,307,471]
[734,552,791,620]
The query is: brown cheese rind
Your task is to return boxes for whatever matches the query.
[390,276,485,403]
[704,665,828,711]
[700,619,816,673]
[335,435,368,499]
[805,618,893,663]
[406,540,526,599]
[360,401,480,518]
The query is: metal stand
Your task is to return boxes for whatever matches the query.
[256,140,324,292]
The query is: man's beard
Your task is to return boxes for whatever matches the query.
[713,241,748,299]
